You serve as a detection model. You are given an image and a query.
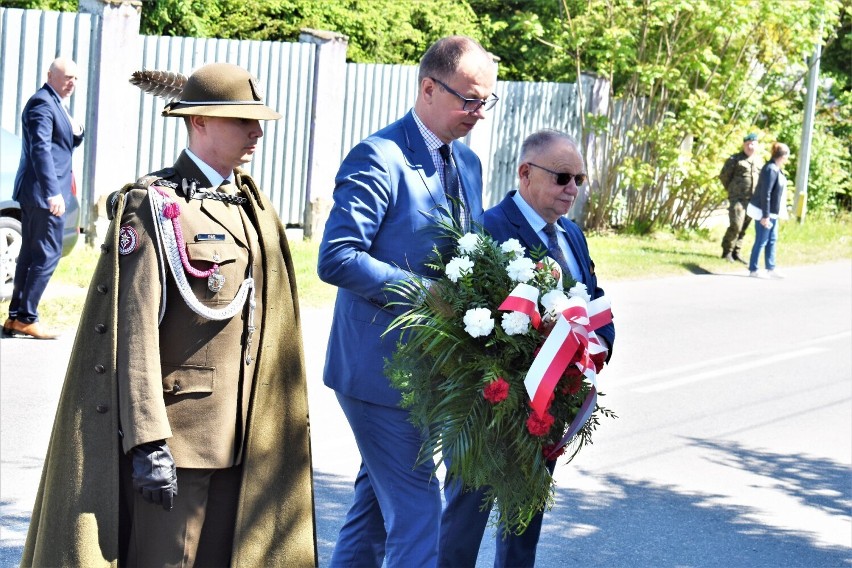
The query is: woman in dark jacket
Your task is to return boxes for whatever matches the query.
[747,141,790,278]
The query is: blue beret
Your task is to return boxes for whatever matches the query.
[743,133,758,142]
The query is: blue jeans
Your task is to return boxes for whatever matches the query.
[749,218,778,272]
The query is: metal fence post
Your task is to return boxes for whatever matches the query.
[78,0,142,243]
[299,28,348,240]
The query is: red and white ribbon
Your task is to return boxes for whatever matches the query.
[500,289,613,457]
[498,283,542,329]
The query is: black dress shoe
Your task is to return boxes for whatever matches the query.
[732,253,748,265]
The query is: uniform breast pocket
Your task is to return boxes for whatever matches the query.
[185,240,245,302]
[161,364,215,397]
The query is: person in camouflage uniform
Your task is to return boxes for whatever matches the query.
[719,133,763,263]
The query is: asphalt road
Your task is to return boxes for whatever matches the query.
[2,260,850,567]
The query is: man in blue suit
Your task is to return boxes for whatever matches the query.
[438,129,616,567]
[318,35,498,567]
[4,57,84,339]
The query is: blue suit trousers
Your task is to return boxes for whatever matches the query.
[331,393,441,568]
[8,205,64,323]
[438,459,556,568]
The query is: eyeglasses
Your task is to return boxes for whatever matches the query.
[527,162,587,186]
[430,77,499,113]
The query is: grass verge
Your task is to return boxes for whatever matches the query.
[3,213,849,333]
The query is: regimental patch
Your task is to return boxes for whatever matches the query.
[119,225,139,255]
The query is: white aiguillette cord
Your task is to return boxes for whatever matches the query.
[148,184,255,323]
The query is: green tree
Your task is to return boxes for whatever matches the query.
[138,0,481,64]
[476,0,844,231]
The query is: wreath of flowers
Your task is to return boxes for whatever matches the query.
[385,225,615,535]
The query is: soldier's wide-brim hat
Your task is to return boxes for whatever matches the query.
[163,63,281,120]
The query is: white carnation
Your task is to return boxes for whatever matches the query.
[457,233,480,255]
[541,289,571,315]
[500,238,525,258]
[506,257,536,283]
[445,256,474,283]
[501,311,531,336]
[567,282,591,303]
[463,307,495,338]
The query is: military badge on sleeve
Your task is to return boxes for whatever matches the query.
[119,225,139,255]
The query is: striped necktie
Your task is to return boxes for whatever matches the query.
[542,223,571,277]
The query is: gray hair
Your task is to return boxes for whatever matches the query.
[519,129,579,163]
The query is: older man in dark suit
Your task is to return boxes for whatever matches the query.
[4,56,84,339]
[439,129,616,568]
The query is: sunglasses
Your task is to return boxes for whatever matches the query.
[527,162,587,186]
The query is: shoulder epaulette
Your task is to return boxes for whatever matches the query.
[107,169,179,220]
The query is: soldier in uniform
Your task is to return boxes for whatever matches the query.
[719,133,763,263]
[21,63,317,567]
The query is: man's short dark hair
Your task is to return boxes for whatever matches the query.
[418,35,489,83]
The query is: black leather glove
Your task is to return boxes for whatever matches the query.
[130,440,178,511]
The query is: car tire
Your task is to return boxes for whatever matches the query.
[0,216,22,301]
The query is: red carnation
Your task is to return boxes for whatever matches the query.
[526,411,555,437]
[560,374,583,396]
[483,377,510,404]
[542,443,566,459]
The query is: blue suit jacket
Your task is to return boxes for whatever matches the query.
[484,190,615,355]
[318,111,484,407]
[14,84,83,209]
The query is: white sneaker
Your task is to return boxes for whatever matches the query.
[749,271,760,278]
[767,270,784,279]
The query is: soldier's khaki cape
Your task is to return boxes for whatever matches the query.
[20,170,317,567]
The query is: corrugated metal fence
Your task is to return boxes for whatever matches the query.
[1,6,594,231]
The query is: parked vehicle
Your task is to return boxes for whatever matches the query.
[0,127,80,300]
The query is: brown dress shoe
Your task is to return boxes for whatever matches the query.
[2,318,15,337]
[7,320,58,340]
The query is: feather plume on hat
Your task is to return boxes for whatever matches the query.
[129,70,187,101]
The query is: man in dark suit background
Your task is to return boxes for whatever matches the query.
[4,56,84,339]
[438,129,616,567]
[318,35,498,567]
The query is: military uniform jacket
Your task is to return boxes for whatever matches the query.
[22,151,318,567]
[117,152,265,468]
[719,151,763,202]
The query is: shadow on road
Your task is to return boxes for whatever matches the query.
[3,444,849,568]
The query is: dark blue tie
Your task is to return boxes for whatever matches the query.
[542,223,571,277]
[439,144,463,228]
